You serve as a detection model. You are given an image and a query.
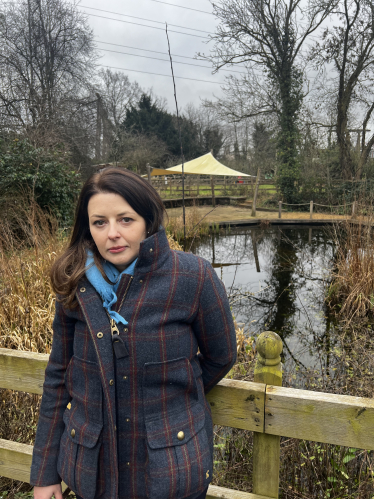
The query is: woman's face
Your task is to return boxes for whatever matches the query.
[88,192,147,271]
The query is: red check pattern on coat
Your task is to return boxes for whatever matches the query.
[30,229,237,499]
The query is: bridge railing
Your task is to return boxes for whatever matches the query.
[1,332,374,499]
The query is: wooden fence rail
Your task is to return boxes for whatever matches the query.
[1,331,374,498]
[149,176,276,202]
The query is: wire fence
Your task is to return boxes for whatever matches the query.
[278,200,357,219]
[282,202,354,208]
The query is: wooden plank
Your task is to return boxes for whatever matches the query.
[207,484,271,499]
[0,439,70,492]
[265,385,374,450]
[0,348,48,394]
[207,378,265,431]
[0,439,33,482]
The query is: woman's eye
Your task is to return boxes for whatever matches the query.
[93,220,106,226]
[121,217,133,223]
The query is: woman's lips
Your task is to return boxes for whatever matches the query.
[108,246,127,254]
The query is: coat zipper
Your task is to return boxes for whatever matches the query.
[109,318,120,336]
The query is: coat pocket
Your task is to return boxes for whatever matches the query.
[64,355,103,425]
[143,357,213,499]
[57,404,103,499]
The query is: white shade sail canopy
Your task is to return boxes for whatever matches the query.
[166,152,252,176]
[150,153,253,177]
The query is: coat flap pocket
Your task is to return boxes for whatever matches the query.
[63,406,103,449]
[145,402,205,450]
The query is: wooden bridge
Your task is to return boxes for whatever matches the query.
[1,331,374,498]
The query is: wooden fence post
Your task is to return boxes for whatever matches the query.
[253,331,283,498]
[310,201,313,219]
[196,175,200,197]
[278,201,282,219]
[352,201,356,219]
[146,163,152,184]
[210,176,216,207]
[251,168,261,217]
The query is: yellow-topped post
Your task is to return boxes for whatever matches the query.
[253,331,283,498]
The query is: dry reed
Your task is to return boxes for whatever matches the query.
[327,214,374,321]
[166,204,210,242]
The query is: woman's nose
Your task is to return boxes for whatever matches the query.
[107,223,120,239]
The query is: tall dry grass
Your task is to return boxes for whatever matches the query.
[0,203,64,353]
[166,205,211,243]
[0,202,66,496]
[327,214,374,321]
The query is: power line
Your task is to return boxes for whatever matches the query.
[80,6,211,34]
[96,64,223,84]
[146,0,212,15]
[97,40,196,61]
[83,12,208,39]
[96,40,248,69]
[98,47,247,74]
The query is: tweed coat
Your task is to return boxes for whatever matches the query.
[30,229,237,499]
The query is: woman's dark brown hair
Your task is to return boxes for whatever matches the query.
[51,167,166,308]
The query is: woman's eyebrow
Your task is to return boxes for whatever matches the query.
[90,211,135,218]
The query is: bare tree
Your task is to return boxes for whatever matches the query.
[90,69,143,162]
[311,0,374,179]
[96,69,142,129]
[202,0,337,201]
[0,0,97,149]
[115,131,170,174]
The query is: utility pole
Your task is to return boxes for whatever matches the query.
[95,93,102,161]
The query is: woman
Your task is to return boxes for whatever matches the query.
[31,167,237,499]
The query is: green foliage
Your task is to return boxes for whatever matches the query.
[119,93,222,164]
[0,138,81,224]
[274,65,303,203]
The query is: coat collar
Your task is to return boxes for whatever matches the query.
[133,227,172,274]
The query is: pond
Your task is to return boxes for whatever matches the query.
[190,224,338,385]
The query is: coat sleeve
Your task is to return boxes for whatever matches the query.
[30,299,76,487]
[191,260,237,394]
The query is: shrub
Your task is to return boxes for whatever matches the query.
[0,138,81,224]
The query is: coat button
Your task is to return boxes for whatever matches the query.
[126,462,130,466]
[97,332,103,338]
[149,248,153,253]
[177,431,185,441]
[109,379,114,386]
[123,375,128,380]
[139,280,143,283]
[126,418,130,423]
[67,402,71,410]
[123,328,128,333]
[80,287,86,293]
[71,429,76,438]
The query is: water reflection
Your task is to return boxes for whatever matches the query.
[190,225,336,374]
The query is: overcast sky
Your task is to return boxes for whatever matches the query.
[78,0,227,112]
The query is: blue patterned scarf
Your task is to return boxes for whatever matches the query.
[85,251,137,325]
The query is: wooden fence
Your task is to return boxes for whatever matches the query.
[1,331,374,498]
[149,176,276,200]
